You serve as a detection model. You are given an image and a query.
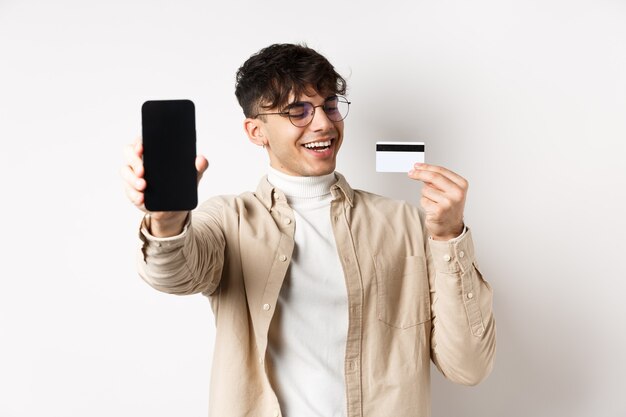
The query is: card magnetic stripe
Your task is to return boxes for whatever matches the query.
[376,144,425,152]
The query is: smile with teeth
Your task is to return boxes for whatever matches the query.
[303,139,333,152]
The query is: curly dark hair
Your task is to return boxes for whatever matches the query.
[235,43,347,118]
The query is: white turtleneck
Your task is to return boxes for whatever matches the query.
[266,167,349,417]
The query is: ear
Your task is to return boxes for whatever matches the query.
[243,118,267,147]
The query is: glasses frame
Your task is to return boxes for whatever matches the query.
[254,95,351,128]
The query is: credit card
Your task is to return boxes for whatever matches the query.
[376,142,425,172]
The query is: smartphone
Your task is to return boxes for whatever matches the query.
[141,99,198,211]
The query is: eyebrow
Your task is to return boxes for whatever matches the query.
[285,95,339,109]
[284,101,307,110]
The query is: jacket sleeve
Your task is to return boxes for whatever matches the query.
[426,227,496,385]
[136,199,226,296]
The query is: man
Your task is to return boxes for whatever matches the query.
[121,43,495,417]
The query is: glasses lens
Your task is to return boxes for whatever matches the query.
[287,102,314,127]
[286,97,350,127]
[324,96,349,122]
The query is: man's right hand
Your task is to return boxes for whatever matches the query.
[121,137,209,237]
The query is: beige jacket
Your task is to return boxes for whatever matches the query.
[137,173,496,417]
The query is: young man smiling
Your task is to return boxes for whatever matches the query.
[122,43,496,417]
[246,91,344,177]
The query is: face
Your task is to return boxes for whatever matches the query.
[247,91,344,177]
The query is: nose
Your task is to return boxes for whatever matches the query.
[309,105,335,132]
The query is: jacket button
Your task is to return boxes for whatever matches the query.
[443,254,451,262]
[263,303,271,311]
[279,255,287,262]
[284,218,292,225]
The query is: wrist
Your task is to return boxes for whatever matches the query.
[147,211,189,237]
[429,223,465,241]
[430,233,458,241]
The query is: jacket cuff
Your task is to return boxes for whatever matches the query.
[138,213,192,252]
[428,227,476,274]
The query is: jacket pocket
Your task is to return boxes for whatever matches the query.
[375,255,431,329]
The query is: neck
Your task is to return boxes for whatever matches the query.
[267,167,336,202]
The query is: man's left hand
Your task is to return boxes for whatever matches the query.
[408,163,468,241]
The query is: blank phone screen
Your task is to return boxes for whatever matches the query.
[142,100,198,211]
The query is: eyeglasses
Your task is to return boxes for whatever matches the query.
[254,95,351,127]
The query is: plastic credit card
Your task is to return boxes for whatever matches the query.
[376,141,425,172]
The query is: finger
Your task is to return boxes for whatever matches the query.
[124,137,143,161]
[119,165,146,192]
[412,163,468,190]
[196,155,209,174]
[134,138,143,159]
[408,168,458,193]
[124,183,145,208]
[420,195,438,216]
[421,184,448,205]
[196,155,209,182]
[123,142,144,178]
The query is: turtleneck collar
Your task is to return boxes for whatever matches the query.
[267,166,336,202]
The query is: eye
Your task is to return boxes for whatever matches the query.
[324,97,340,113]
[287,103,311,119]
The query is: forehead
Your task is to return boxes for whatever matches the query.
[288,90,336,103]
[291,83,336,100]
[257,86,336,113]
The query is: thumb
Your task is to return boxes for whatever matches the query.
[196,155,209,183]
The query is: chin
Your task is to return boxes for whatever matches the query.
[308,163,336,176]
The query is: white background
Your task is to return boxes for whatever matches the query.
[1,0,625,416]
